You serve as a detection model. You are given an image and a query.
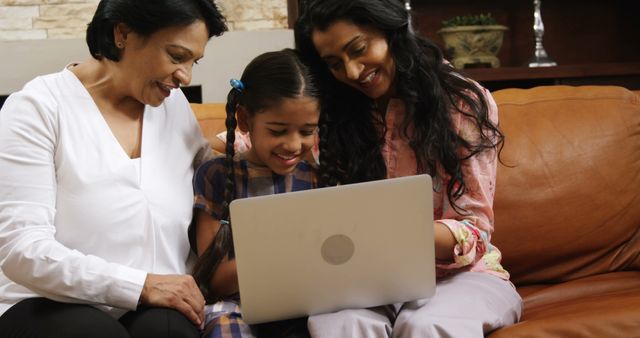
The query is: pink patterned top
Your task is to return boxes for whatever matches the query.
[379,90,509,280]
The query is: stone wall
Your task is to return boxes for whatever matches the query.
[0,0,288,41]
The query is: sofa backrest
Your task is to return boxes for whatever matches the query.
[191,103,227,153]
[491,86,640,286]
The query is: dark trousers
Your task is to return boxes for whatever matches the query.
[253,317,310,338]
[0,298,200,338]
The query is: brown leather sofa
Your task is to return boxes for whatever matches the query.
[191,85,640,337]
[488,85,640,337]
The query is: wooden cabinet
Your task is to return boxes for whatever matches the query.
[287,0,640,90]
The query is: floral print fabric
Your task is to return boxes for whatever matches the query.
[379,90,509,280]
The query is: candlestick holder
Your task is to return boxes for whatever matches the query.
[528,0,556,67]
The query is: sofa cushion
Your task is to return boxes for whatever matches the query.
[491,86,640,286]
[489,271,640,337]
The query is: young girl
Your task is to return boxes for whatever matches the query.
[294,0,523,337]
[190,48,320,338]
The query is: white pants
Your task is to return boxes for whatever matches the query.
[307,272,523,338]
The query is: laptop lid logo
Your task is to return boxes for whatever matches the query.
[321,234,355,265]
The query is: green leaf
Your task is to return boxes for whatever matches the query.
[441,13,497,27]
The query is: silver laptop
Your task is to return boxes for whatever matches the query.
[229,174,436,324]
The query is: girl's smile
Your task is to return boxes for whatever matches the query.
[240,96,320,176]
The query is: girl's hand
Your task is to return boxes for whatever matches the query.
[139,273,205,326]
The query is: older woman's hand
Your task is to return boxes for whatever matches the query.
[139,274,205,326]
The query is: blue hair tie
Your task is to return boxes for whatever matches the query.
[230,78,244,92]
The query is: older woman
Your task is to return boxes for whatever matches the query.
[0,0,226,337]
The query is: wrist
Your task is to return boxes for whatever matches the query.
[434,221,456,261]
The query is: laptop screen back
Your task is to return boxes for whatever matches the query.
[230,174,436,324]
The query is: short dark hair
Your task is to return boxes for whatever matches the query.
[86,0,227,61]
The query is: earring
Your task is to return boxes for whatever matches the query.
[116,41,124,48]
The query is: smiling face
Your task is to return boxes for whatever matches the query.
[312,19,396,102]
[116,20,208,107]
[239,96,320,175]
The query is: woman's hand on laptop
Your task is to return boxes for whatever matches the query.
[139,273,205,326]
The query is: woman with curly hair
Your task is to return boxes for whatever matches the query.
[294,0,522,336]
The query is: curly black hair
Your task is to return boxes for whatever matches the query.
[295,0,504,212]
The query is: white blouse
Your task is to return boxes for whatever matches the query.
[0,67,209,317]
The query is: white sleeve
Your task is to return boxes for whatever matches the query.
[0,87,146,310]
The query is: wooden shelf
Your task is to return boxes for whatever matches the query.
[462,62,640,91]
[463,62,640,82]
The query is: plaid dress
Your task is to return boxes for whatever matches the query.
[193,153,317,338]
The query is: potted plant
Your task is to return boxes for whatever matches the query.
[437,13,508,69]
